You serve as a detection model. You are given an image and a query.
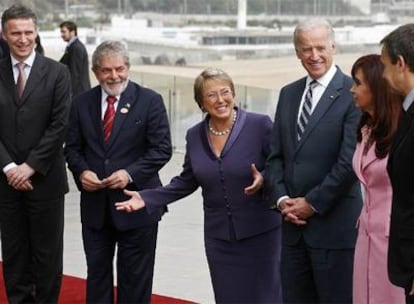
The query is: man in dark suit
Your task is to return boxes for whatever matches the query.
[380,23,414,304]
[64,40,172,303]
[0,4,71,303]
[59,20,91,97]
[265,18,362,303]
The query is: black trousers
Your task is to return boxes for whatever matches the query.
[0,195,64,304]
[82,222,158,304]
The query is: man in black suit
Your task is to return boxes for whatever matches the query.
[381,23,414,304]
[0,4,71,303]
[59,20,91,97]
[64,40,172,303]
[265,18,362,303]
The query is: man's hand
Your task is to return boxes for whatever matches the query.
[80,170,104,192]
[6,163,35,191]
[279,197,314,226]
[102,169,130,189]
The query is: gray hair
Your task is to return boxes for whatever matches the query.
[293,18,335,50]
[91,40,130,70]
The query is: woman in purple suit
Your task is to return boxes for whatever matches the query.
[115,67,282,303]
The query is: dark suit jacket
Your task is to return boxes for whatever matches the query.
[64,81,172,231]
[60,38,91,97]
[265,67,362,249]
[140,109,281,241]
[387,102,414,289]
[0,54,71,200]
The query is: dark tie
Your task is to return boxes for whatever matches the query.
[297,80,318,140]
[16,62,27,99]
[103,96,117,144]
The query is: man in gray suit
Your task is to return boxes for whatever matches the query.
[0,4,71,303]
[265,18,362,303]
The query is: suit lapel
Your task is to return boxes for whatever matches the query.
[0,58,20,104]
[296,69,343,151]
[290,80,306,147]
[20,54,45,105]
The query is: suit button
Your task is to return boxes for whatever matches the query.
[104,159,110,165]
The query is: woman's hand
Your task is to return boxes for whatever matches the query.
[115,189,146,212]
[244,163,263,195]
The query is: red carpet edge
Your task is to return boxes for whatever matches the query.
[0,262,197,303]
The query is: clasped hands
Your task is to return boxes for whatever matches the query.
[279,197,315,226]
[80,169,130,191]
[6,163,35,191]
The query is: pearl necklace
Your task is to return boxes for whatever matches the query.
[208,110,237,136]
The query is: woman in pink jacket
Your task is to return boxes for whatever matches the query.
[350,54,404,303]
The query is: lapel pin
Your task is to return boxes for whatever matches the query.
[120,103,131,114]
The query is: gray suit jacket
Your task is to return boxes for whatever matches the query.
[0,54,71,201]
[265,67,362,249]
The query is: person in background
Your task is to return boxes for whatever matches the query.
[115,67,282,304]
[64,40,172,303]
[380,23,414,304]
[0,4,71,303]
[264,18,362,303]
[350,54,405,304]
[59,20,91,97]
[35,34,44,55]
[0,29,10,58]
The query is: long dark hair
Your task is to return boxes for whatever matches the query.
[351,54,403,158]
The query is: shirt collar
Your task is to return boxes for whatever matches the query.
[403,89,414,111]
[307,64,337,88]
[11,50,36,67]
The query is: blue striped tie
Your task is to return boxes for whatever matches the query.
[297,80,317,140]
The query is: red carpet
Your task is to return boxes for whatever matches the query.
[0,263,196,304]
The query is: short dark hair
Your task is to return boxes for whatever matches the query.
[1,4,37,31]
[380,23,414,73]
[60,20,78,36]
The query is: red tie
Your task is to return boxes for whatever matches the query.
[103,96,116,144]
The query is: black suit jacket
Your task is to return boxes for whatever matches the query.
[64,81,172,231]
[60,38,91,97]
[0,54,71,200]
[387,102,414,289]
[265,67,362,249]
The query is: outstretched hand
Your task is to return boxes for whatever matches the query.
[244,163,263,195]
[115,189,146,212]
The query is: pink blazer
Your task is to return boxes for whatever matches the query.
[352,126,404,304]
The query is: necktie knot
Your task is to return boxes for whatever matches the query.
[107,95,117,105]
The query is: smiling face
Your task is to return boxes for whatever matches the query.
[295,26,335,79]
[2,17,36,61]
[93,54,129,96]
[201,78,234,123]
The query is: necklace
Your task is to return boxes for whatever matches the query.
[208,110,237,136]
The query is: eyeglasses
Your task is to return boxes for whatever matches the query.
[204,88,232,102]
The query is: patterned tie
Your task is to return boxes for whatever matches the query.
[103,96,117,144]
[297,80,318,140]
[16,62,27,99]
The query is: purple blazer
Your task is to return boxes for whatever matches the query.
[141,108,281,240]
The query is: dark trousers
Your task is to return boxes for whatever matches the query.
[281,236,354,303]
[82,222,158,304]
[0,195,64,304]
